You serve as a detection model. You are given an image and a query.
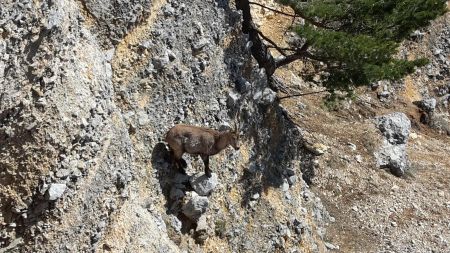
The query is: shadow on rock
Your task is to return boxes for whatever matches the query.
[152,142,190,214]
[152,142,206,238]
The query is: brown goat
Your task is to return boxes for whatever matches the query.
[165,124,240,177]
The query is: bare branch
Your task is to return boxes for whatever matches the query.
[248,1,297,17]
[248,1,331,29]
[266,45,298,52]
[274,43,311,68]
[255,30,288,56]
[279,89,328,100]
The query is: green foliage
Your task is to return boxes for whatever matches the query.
[277,0,446,93]
[214,219,226,238]
[322,90,355,110]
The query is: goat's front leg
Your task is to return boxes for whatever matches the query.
[201,155,211,177]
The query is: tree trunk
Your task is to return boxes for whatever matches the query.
[235,0,277,77]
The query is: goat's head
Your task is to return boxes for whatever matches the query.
[229,130,240,150]
[230,111,241,150]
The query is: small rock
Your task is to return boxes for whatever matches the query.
[182,192,209,220]
[137,111,150,126]
[71,168,83,178]
[297,102,307,110]
[260,88,277,105]
[138,40,154,49]
[251,193,260,200]
[169,215,182,232]
[347,142,357,151]
[196,215,208,233]
[355,155,363,163]
[392,183,400,190]
[413,98,437,112]
[352,206,358,212]
[80,118,88,128]
[45,183,67,201]
[287,175,297,186]
[152,53,169,69]
[195,215,210,243]
[302,191,310,201]
[409,132,418,139]
[56,169,70,179]
[163,5,175,16]
[91,232,101,243]
[166,49,176,61]
[378,91,390,99]
[227,91,240,108]
[305,143,329,156]
[278,224,291,238]
[192,38,209,52]
[281,180,290,192]
[433,48,443,55]
[410,30,424,39]
[190,173,218,196]
[325,242,339,250]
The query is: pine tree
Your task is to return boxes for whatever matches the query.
[236,0,447,95]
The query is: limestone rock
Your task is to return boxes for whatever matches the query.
[182,192,209,220]
[375,112,411,145]
[45,183,67,201]
[190,173,218,196]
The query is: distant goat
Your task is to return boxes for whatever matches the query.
[165,124,240,177]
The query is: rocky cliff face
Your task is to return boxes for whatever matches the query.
[1,0,329,252]
[2,0,450,252]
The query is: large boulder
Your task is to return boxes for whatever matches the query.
[375,112,411,176]
[413,98,437,113]
[182,192,209,220]
[375,112,411,145]
[375,144,409,176]
[189,173,218,196]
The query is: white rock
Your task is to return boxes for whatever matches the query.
[46,183,67,201]
[190,173,218,196]
[182,192,209,220]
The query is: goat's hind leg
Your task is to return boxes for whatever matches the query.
[167,148,183,173]
[173,150,187,175]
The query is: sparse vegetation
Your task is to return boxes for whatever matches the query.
[214,219,227,238]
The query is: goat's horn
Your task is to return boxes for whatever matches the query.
[235,109,240,132]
